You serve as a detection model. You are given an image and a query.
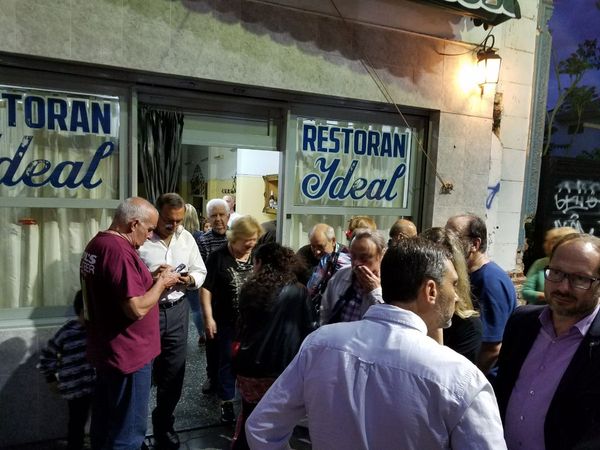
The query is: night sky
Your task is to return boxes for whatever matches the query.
[546,0,600,108]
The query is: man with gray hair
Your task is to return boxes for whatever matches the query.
[195,198,230,395]
[80,197,180,450]
[319,228,386,324]
[246,238,506,449]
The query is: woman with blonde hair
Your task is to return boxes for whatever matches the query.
[201,215,263,424]
[345,215,377,241]
[182,203,206,343]
[421,227,482,363]
[522,226,577,304]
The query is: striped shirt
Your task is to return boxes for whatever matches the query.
[195,229,228,261]
[38,320,96,400]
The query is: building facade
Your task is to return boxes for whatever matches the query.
[0,0,545,445]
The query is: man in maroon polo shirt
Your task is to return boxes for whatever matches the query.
[80,197,180,450]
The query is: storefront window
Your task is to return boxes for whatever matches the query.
[0,207,112,310]
[294,118,412,208]
[284,112,426,250]
[0,85,122,313]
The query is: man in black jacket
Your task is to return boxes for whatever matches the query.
[495,233,600,450]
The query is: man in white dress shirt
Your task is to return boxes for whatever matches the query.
[139,193,207,449]
[246,237,506,450]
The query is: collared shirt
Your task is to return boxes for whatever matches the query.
[504,305,600,450]
[138,226,207,302]
[246,304,506,450]
[319,266,382,325]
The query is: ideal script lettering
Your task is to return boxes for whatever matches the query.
[299,123,409,202]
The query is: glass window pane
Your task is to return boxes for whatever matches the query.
[288,213,407,250]
[0,207,112,309]
[294,118,413,209]
[0,85,120,200]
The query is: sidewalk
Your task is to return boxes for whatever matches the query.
[5,424,312,450]
[4,320,312,450]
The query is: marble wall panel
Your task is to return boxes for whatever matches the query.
[501,148,527,182]
[14,1,71,58]
[0,0,17,52]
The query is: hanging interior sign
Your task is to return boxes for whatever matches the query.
[294,118,412,208]
[0,85,120,199]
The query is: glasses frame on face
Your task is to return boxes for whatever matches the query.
[544,266,600,290]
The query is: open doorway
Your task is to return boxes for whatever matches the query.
[138,110,282,234]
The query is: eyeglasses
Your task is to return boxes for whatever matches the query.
[544,266,600,290]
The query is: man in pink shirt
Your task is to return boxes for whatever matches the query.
[80,197,180,450]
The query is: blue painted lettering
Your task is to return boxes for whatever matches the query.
[91,102,111,134]
[302,124,317,151]
[329,127,340,153]
[381,133,392,157]
[341,128,353,154]
[1,91,113,135]
[47,160,85,188]
[80,142,114,188]
[70,100,90,133]
[350,178,368,199]
[301,157,337,199]
[317,126,328,152]
[0,135,114,189]
[329,160,358,198]
[300,157,407,201]
[354,129,367,155]
[301,123,407,159]
[24,96,45,129]
[22,159,52,187]
[367,130,380,156]
[47,98,68,131]
[394,133,406,158]
[1,93,21,126]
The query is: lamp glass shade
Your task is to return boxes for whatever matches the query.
[476,51,502,85]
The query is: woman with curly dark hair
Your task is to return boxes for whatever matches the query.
[231,242,315,450]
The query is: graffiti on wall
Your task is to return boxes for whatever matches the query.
[552,179,600,234]
[486,182,500,210]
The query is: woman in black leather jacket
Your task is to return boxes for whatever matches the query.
[231,242,315,450]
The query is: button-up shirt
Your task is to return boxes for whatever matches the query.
[139,226,207,302]
[319,266,382,325]
[246,303,506,450]
[504,305,600,450]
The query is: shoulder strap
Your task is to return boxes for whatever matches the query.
[315,252,340,295]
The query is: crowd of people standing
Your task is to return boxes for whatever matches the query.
[38,192,600,449]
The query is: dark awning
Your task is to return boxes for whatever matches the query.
[416,0,521,26]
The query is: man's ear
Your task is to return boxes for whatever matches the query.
[471,237,482,253]
[420,279,437,307]
[127,220,138,233]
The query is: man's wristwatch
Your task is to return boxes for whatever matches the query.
[187,275,195,287]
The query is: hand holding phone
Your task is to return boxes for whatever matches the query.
[174,263,187,274]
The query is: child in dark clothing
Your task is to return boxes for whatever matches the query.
[38,291,96,450]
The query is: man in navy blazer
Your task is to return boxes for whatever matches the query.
[495,233,600,450]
